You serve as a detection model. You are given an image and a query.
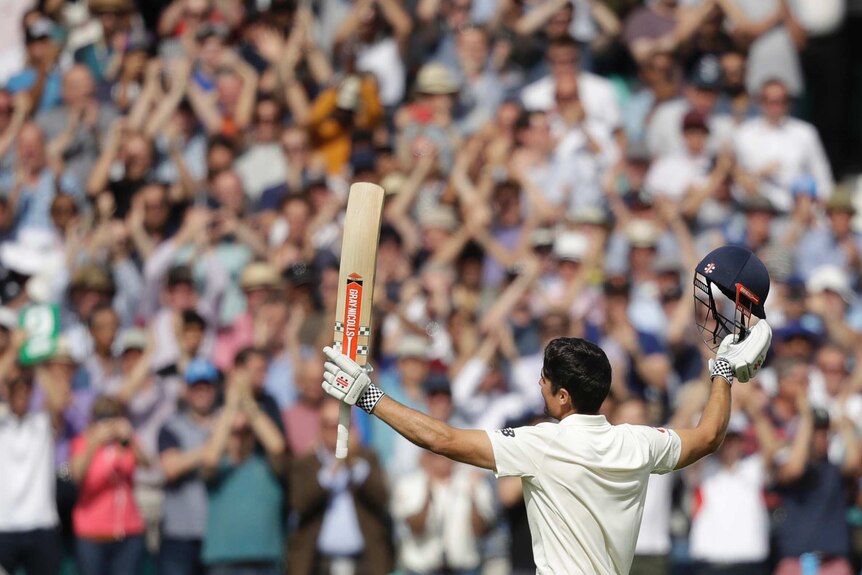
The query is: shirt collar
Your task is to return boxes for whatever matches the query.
[559,413,609,427]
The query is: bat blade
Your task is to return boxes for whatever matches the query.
[333,182,385,459]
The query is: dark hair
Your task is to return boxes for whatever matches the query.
[542,337,611,415]
[181,309,206,331]
[234,346,267,367]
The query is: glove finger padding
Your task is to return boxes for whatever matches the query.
[717,321,772,384]
[323,346,364,377]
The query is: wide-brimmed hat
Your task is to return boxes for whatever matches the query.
[415,63,459,95]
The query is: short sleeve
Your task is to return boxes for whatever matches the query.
[487,424,554,478]
[158,426,180,453]
[641,426,682,474]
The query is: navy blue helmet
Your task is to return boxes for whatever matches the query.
[693,246,770,350]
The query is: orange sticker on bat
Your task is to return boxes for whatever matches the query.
[343,274,363,360]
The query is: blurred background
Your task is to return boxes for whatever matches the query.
[0,0,861,574]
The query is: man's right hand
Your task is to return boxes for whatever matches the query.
[322,346,372,405]
[714,321,772,383]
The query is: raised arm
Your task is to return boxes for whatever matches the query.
[322,347,496,470]
[674,321,772,469]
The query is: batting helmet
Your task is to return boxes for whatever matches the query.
[693,245,770,350]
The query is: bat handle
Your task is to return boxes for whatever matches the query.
[335,402,351,459]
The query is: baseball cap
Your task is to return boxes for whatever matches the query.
[185,358,220,385]
[682,110,709,133]
[117,328,148,354]
[688,57,721,91]
[423,372,451,395]
[775,319,821,344]
[25,18,54,43]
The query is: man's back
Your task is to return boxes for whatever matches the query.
[488,414,681,574]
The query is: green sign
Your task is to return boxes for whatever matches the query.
[18,303,60,365]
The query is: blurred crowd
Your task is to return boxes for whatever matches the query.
[0,0,862,574]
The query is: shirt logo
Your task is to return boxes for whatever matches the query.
[656,427,666,433]
[703,263,716,274]
[498,428,515,437]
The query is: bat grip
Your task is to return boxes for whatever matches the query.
[335,402,351,459]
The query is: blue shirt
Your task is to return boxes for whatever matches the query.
[202,454,283,565]
[5,68,62,112]
[0,169,82,235]
[795,228,862,281]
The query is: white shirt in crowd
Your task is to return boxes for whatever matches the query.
[644,152,712,201]
[453,357,542,430]
[688,455,770,564]
[646,99,734,157]
[234,143,288,203]
[356,37,405,107]
[0,410,59,532]
[733,116,834,212]
[488,414,682,574]
[548,120,620,215]
[521,73,622,130]
[634,472,674,556]
[391,465,496,572]
[729,0,804,95]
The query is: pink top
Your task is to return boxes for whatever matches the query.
[71,437,144,539]
[213,312,254,370]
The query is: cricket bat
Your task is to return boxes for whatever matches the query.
[332,182,385,459]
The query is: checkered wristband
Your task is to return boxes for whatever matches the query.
[356,384,385,414]
[710,358,734,385]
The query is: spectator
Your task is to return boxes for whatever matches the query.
[282,353,327,456]
[723,0,806,97]
[686,401,776,574]
[795,191,862,281]
[392,451,496,575]
[646,60,733,157]
[70,396,148,575]
[520,35,620,130]
[36,64,119,189]
[0,363,63,575]
[158,357,221,575]
[233,96,288,204]
[734,79,833,213]
[199,370,286,575]
[622,0,717,65]
[772,397,860,575]
[6,17,62,113]
[0,122,82,235]
[287,397,394,575]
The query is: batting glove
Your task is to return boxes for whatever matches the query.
[322,346,385,414]
[711,321,772,384]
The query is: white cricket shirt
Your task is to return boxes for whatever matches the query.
[487,414,681,575]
